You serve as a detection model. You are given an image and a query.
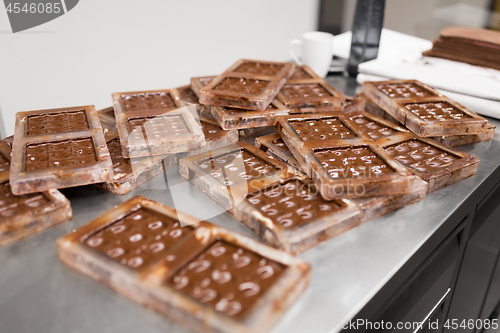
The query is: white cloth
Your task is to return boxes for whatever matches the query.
[333,29,500,119]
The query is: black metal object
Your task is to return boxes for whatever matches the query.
[348,0,385,76]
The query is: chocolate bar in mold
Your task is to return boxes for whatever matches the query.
[276,65,345,113]
[179,142,295,210]
[112,89,205,158]
[362,80,488,136]
[232,177,362,254]
[57,196,309,333]
[376,132,479,192]
[359,92,496,147]
[10,105,114,195]
[211,99,289,130]
[255,134,305,174]
[0,142,71,246]
[199,59,294,111]
[190,75,216,98]
[100,135,177,195]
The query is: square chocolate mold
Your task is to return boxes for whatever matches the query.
[376,132,479,192]
[343,96,366,114]
[274,118,417,200]
[255,133,305,174]
[232,177,361,254]
[211,99,289,130]
[276,65,345,113]
[359,92,496,147]
[58,196,309,333]
[10,105,114,195]
[362,80,488,136]
[177,119,239,159]
[0,180,72,246]
[179,142,295,210]
[112,89,205,158]
[199,59,294,111]
[190,75,216,98]
[101,135,178,195]
[346,111,408,140]
[0,142,71,245]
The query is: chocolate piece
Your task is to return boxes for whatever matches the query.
[362,80,488,136]
[376,132,479,192]
[190,75,215,98]
[238,126,270,138]
[423,27,500,71]
[343,96,366,114]
[0,143,71,245]
[58,196,309,333]
[199,59,294,111]
[179,142,294,209]
[233,177,361,253]
[359,92,496,147]
[113,89,205,158]
[255,134,305,174]
[276,113,417,200]
[10,105,113,195]
[96,106,119,141]
[177,119,239,158]
[347,111,407,140]
[211,99,289,130]
[101,136,177,195]
[0,141,11,180]
[276,65,345,113]
[2,136,13,148]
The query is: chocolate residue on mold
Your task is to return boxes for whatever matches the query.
[166,239,285,320]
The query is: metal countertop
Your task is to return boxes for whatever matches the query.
[1,77,499,333]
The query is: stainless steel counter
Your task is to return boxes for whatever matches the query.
[1,86,499,333]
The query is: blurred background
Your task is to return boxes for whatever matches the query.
[0,0,499,137]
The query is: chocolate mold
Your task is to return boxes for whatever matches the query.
[101,135,177,195]
[276,65,345,113]
[376,132,479,192]
[199,59,294,111]
[190,76,215,98]
[112,89,205,158]
[211,99,289,130]
[359,92,496,146]
[232,177,361,254]
[177,119,239,158]
[362,80,488,136]
[0,143,71,245]
[10,105,114,195]
[57,196,309,333]
[179,142,294,210]
[255,134,304,174]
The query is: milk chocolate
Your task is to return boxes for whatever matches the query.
[179,142,294,209]
[211,99,289,130]
[199,59,294,111]
[255,134,305,174]
[233,177,361,254]
[96,106,119,141]
[58,196,309,333]
[362,80,488,136]
[347,111,407,140]
[112,89,205,158]
[276,113,417,200]
[101,136,177,195]
[358,92,496,147]
[0,142,71,245]
[423,27,500,71]
[275,65,345,113]
[376,132,479,192]
[10,105,114,195]
[190,76,216,98]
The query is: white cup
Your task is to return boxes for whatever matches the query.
[289,31,334,78]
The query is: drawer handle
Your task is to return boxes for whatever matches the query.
[413,288,451,333]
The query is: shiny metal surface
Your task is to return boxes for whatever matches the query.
[1,92,499,333]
